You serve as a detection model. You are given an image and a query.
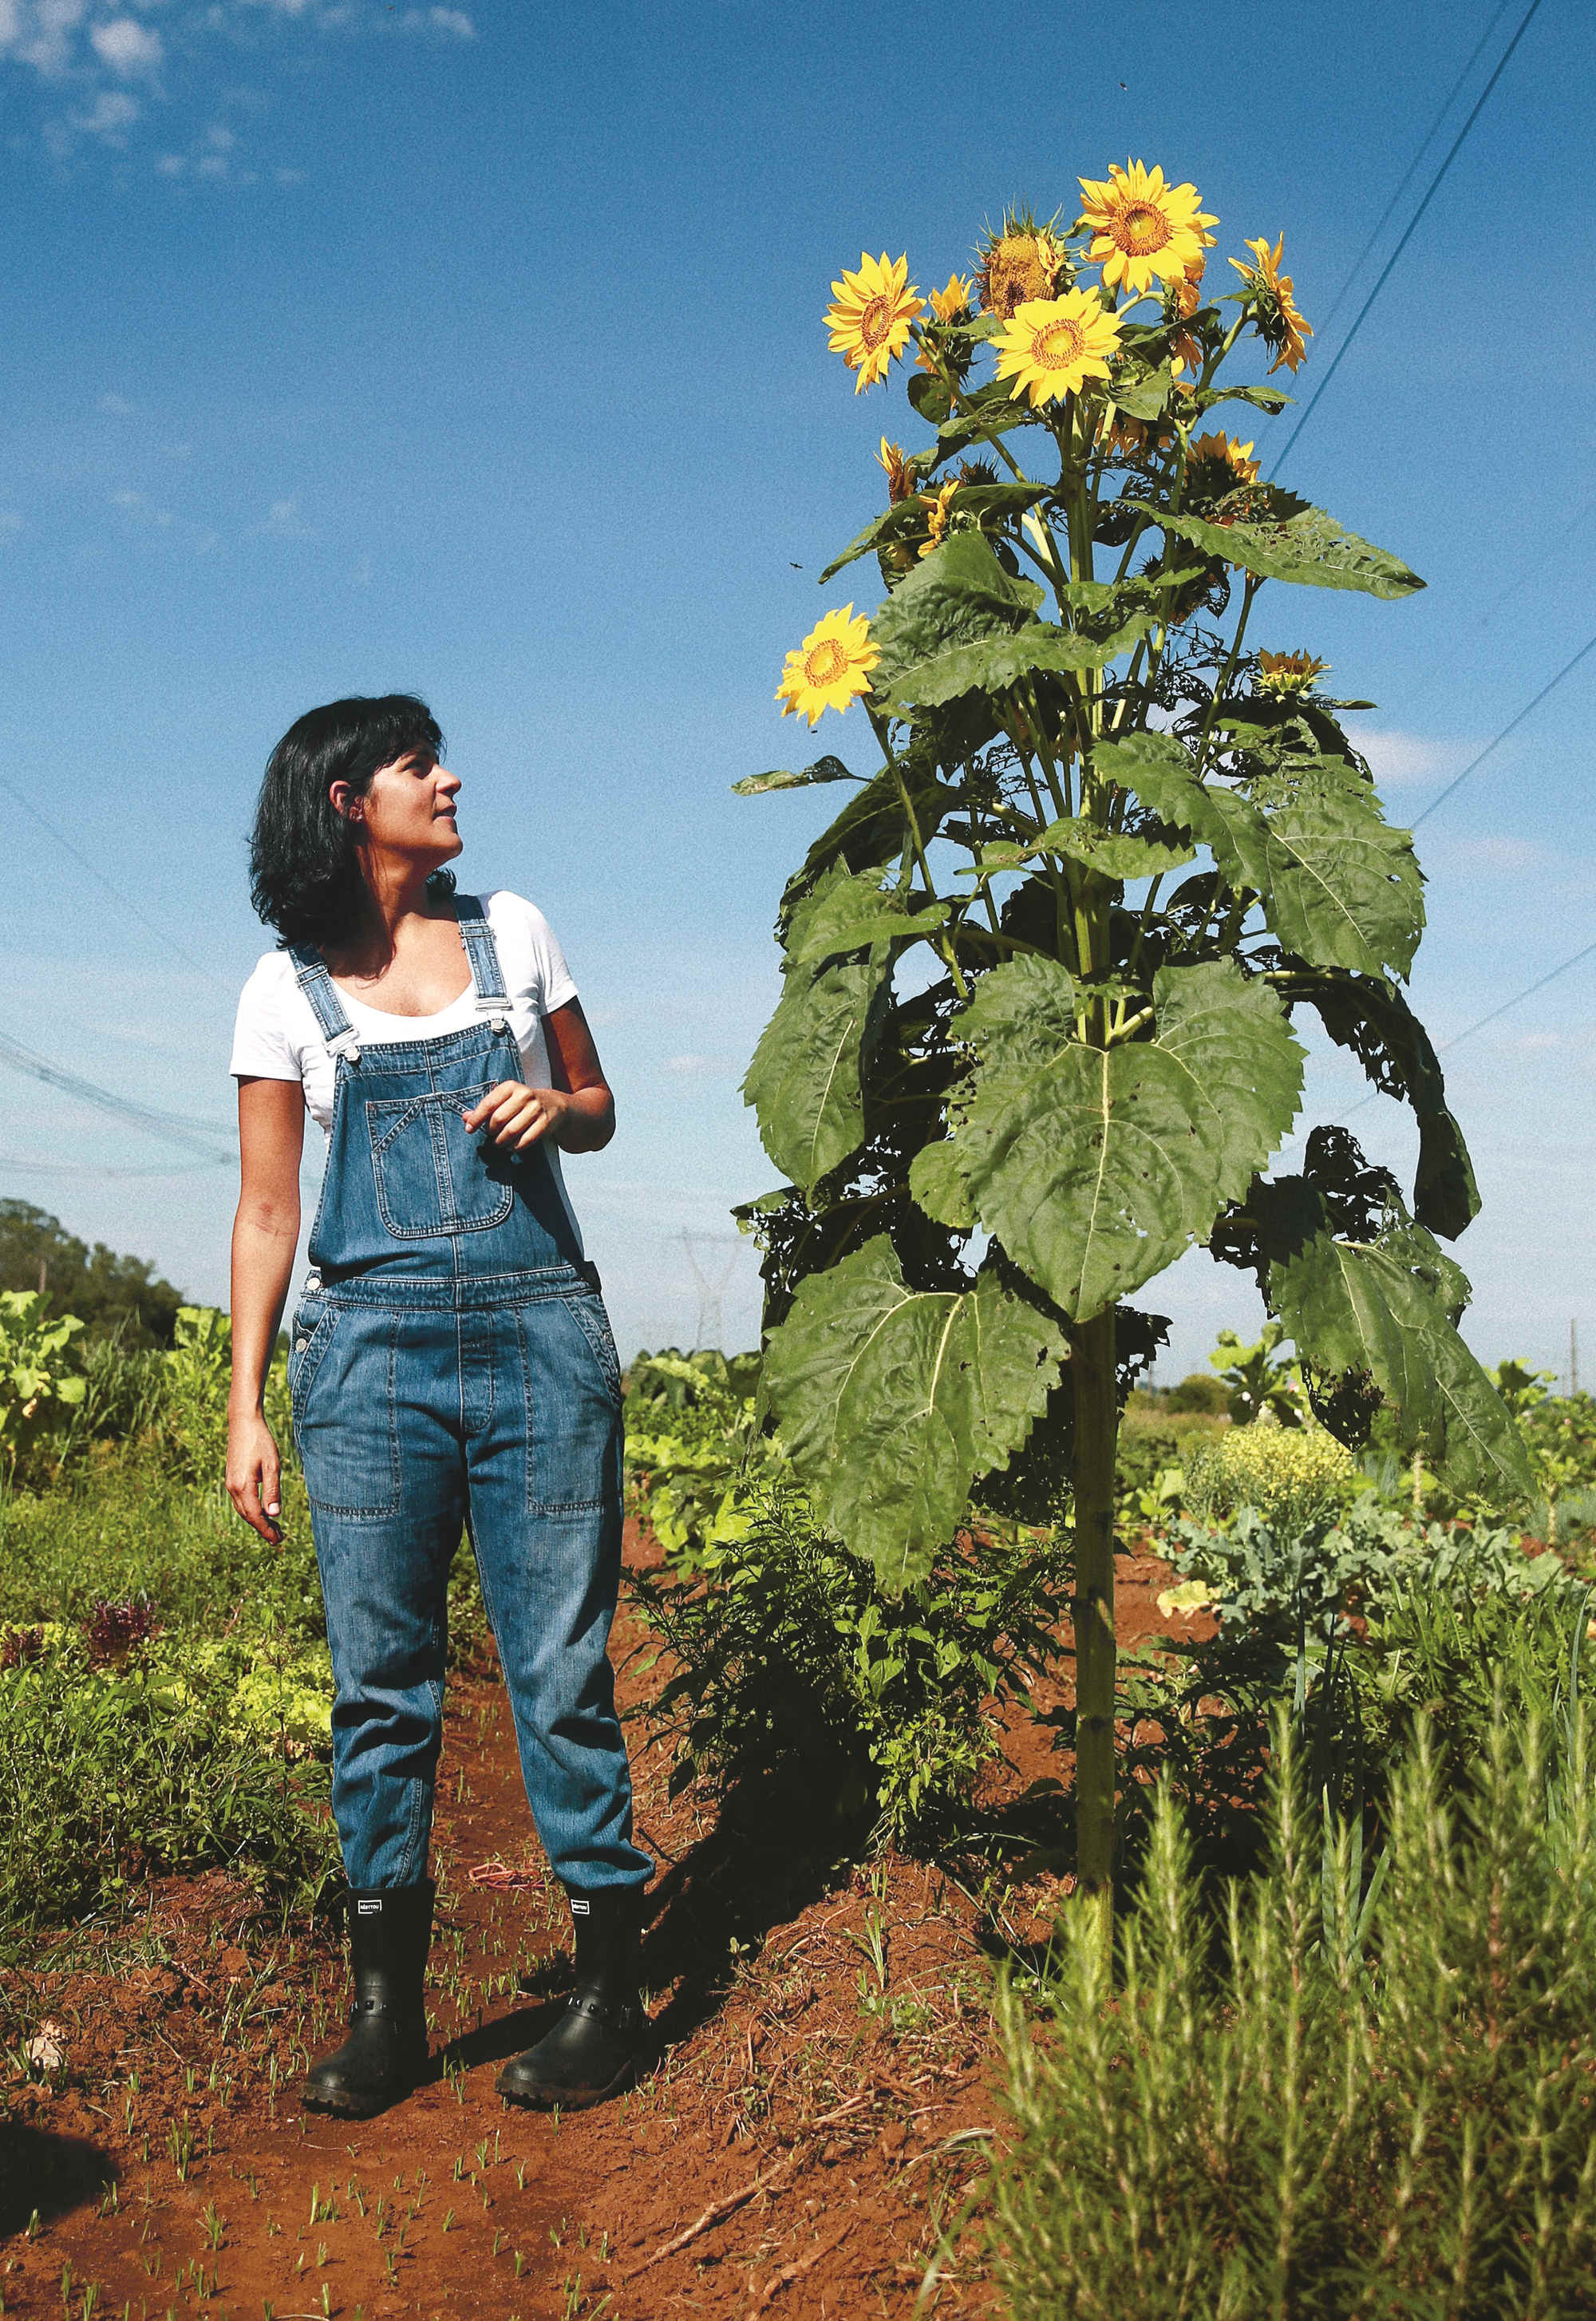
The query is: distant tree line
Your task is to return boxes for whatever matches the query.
[0,1200,188,1347]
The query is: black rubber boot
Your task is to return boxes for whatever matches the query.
[302,1881,433,2119]
[496,1884,646,2110]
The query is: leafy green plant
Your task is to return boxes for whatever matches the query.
[622,1350,769,1564]
[992,1699,1596,2319]
[0,1290,86,1484]
[1121,1504,1584,1868]
[735,172,1527,1884]
[1208,1318,1305,1425]
[1183,1414,1355,1530]
[0,1643,338,1945]
[628,1476,1069,1845]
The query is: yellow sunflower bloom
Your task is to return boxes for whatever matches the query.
[824,252,923,393]
[1258,648,1329,696]
[1188,429,1260,486]
[975,220,1071,319]
[929,271,974,323]
[995,290,1121,408]
[1077,160,1218,297]
[1228,234,1313,374]
[776,606,880,726]
[918,480,960,557]
[877,438,916,504]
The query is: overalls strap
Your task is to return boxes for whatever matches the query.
[452,895,511,1027]
[289,943,363,1063]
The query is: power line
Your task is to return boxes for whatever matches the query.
[1311,0,1516,349]
[0,770,233,994]
[1432,939,1596,1059]
[1267,0,1547,480]
[0,1153,228,1181]
[1409,625,1596,828]
[0,1030,233,1160]
[1312,936,1596,1133]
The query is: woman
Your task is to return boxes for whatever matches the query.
[226,693,650,2121]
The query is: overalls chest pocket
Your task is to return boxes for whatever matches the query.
[365,1084,517,1239]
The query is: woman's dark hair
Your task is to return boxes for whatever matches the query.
[248,694,455,947]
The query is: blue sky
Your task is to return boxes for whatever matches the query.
[1,0,1593,1378]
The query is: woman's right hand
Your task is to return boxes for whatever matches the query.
[227,1407,283,1544]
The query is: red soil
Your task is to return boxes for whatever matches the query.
[1,1529,1202,2320]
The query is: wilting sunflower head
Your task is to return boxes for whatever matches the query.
[1098,409,1148,462]
[877,438,918,504]
[1077,160,1218,298]
[1187,429,1260,489]
[824,252,924,393]
[929,271,974,324]
[975,215,1072,320]
[1173,251,1207,320]
[1228,234,1313,374]
[1257,648,1329,697]
[995,289,1122,409]
[917,479,961,558]
[776,606,881,727]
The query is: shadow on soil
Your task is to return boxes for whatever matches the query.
[0,2122,117,2235]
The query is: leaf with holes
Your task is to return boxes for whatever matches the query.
[1122,496,1424,599]
[1098,733,1424,979]
[743,868,891,1193]
[761,1236,1064,1590]
[1270,1220,1530,1499]
[949,956,1302,1319]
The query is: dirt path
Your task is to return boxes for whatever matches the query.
[2,1534,1199,2320]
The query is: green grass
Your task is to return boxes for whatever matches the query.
[993,1693,1596,2319]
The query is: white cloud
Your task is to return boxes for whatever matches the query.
[1449,834,1547,872]
[0,512,22,538]
[397,5,472,32]
[73,85,139,136]
[90,16,162,73]
[111,486,173,526]
[97,389,136,413]
[2,0,89,77]
[258,492,313,538]
[1358,729,1475,789]
[663,1054,744,1078]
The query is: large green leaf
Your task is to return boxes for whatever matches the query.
[745,869,890,1194]
[868,532,1042,700]
[950,956,1303,1319]
[931,378,1041,461]
[1097,733,1424,980]
[1251,757,1424,980]
[762,1236,1064,1590]
[777,758,957,935]
[1106,364,1177,421]
[785,867,949,965]
[1270,1221,1530,1499]
[1283,970,1478,1240]
[1121,495,1424,600]
[820,483,1051,583]
[733,754,855,797]
[1034,817,1195,881]
[883,612,1153,714]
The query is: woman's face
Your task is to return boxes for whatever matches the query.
[338,749,464,870]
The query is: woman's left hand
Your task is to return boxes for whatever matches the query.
[463,1080,572,1151]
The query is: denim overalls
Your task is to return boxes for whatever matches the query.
[285,896,650,1899]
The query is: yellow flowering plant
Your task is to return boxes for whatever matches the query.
[736,160,1528,1890]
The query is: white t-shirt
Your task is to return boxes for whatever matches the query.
[230,889,584,1245]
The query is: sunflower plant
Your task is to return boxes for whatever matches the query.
[736,162,1529,1890]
